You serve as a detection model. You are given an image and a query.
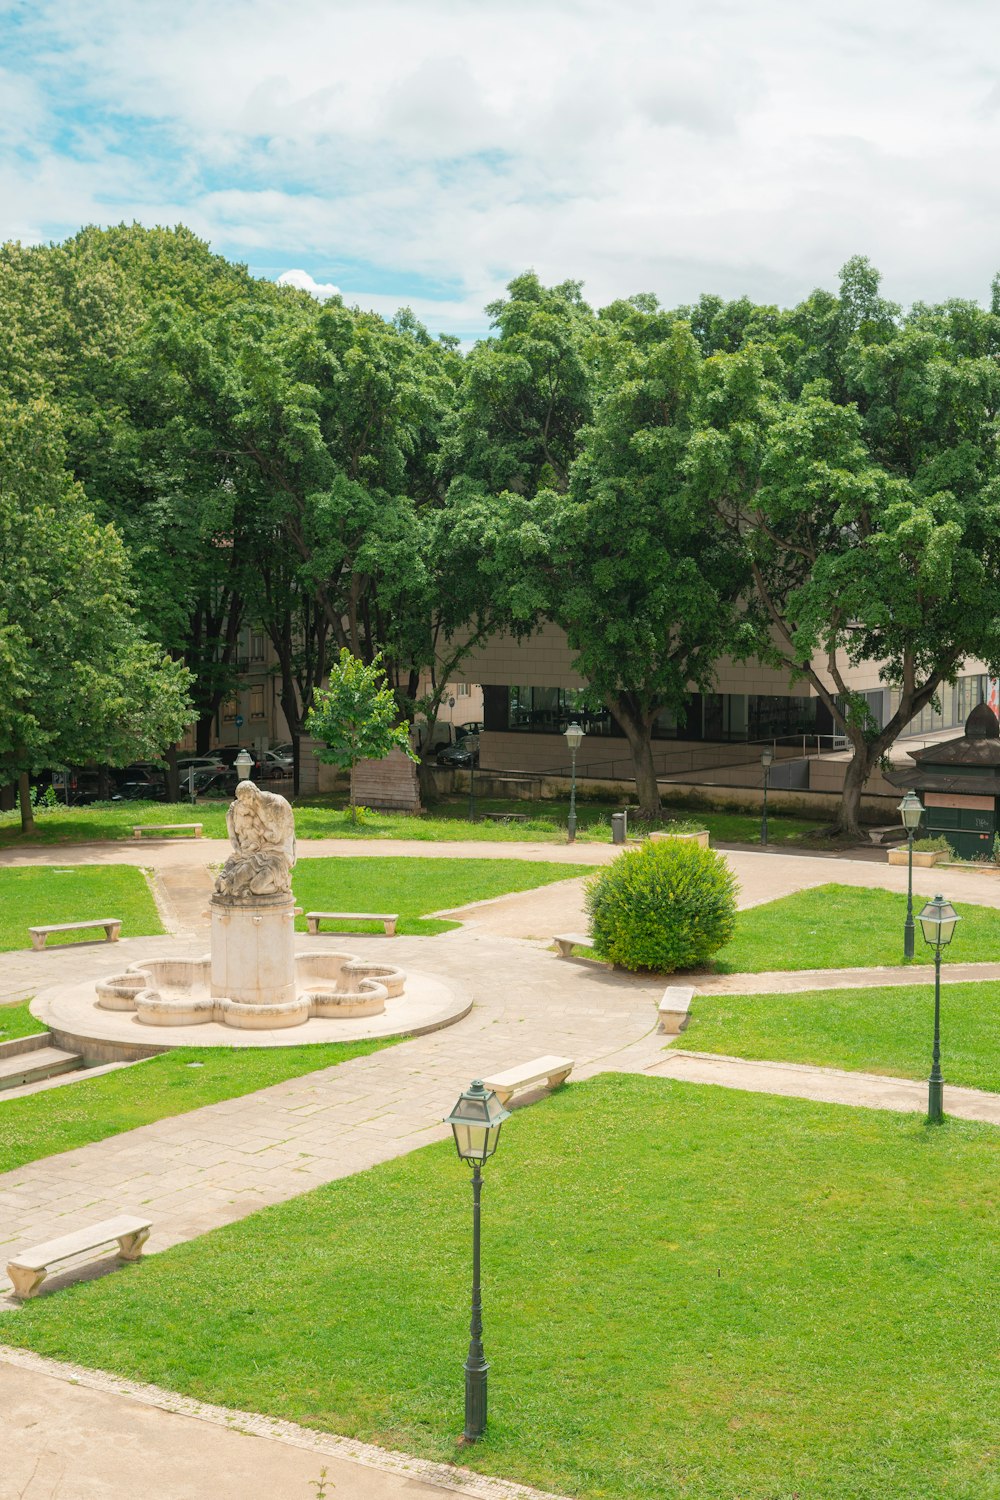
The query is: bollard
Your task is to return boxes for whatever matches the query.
[611,812,627,845]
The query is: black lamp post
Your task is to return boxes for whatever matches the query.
[467,736,479,823]
[917,894,960,1124]
[444,1080,511,1442]
[898,791,923,960]
[565,722,585,843]
[760,745,774,846]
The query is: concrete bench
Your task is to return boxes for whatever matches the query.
[7,1214,151,1299]
[658,985,696,1034]
[553,933,611,968]
[482,1054,574,1105]
[29,919,121,952]
[483,811,528,823]
[306,911,399,937]
[133,823,203,839]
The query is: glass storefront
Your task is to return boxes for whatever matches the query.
[497,687,818,742]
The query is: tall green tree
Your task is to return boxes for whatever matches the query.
[510,307,747,817]
[0,398,191,828]
[687,261,1000,836]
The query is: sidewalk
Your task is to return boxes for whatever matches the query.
[0,1346,563,1500]
[651,1049,1000,1124]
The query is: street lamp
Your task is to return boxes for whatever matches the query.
[234,749,254,781]
[760,745,774,846]
[444,1080,511,1443]
[565,722,585,843]
[917,893,960,1124]
[898,791,923,960]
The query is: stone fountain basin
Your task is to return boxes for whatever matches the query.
[96,951,407,1030]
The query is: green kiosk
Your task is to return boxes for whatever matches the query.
[890,702,1000,860]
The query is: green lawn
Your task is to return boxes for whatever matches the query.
[290,856,591,935]
[713,883,1000,972]
[0,1038,393,1176]
[8,1075,1000,1500]
[0,797,823,849]
[0,865,163,951]
[679,978,1000,1093]
[0,1000,47,1041]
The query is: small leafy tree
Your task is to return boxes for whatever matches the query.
[306,649,415,821]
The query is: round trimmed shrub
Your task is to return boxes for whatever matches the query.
[585,837,738,973]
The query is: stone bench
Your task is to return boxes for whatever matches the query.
[133,823,203,839]
[7,1214,151,1299]
[553,933,611,967]
[482,1054,574,1105]
[483,811,528,823]
[29,919,121,952]
[306,911,399,937]
[658,985,696,1034]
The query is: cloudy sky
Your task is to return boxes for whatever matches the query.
[3,0,1000,339]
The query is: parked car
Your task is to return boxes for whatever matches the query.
[114,779,169,802]
[177,755,227,776]
[210,747,262,776]
[437,735,480,769]
[260,748,293,778]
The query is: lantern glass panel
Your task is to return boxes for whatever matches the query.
[898,792,923,833]
[918,895,960,948]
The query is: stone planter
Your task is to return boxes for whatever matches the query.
[650,829,710,848]
[887,847,943,867]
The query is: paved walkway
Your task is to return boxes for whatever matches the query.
[3,836,1000,1496]
[653,1049,1000,1123]
[0,926,663,1294]
[0,1346,562,1500]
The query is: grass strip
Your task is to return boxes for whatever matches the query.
[6,1074,1000,1500]
[0,866,163,952]
[0,798,822,849]
[291,856,592,935]
[0,1038,393,1175]
[0,1001,47,1041]
[714,883,1000,972]
[678,977,1000,1093]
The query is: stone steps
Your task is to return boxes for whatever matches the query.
[0,1037,82,1092]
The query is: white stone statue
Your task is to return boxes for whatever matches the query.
[214,781,296,899]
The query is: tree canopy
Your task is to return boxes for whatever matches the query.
[4,226,1000,833]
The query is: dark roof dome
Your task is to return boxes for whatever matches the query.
[965,702,999,740]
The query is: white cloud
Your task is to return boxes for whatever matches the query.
[276,268,340,299]
[6,0,1000,337]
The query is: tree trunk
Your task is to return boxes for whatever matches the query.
[97,766,112,801]
[610,697,661,820]
[195,710,215,756]
[164,744,180,803]
[836,747,875,840]
[18,772,34,833]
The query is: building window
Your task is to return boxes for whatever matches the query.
[250,685,265,720]
[222,696,238,722]
[454,682,470,697]
[250,630,266,663]
[507,687,612,735]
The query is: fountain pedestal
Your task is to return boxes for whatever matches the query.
[210,891,297,1008]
